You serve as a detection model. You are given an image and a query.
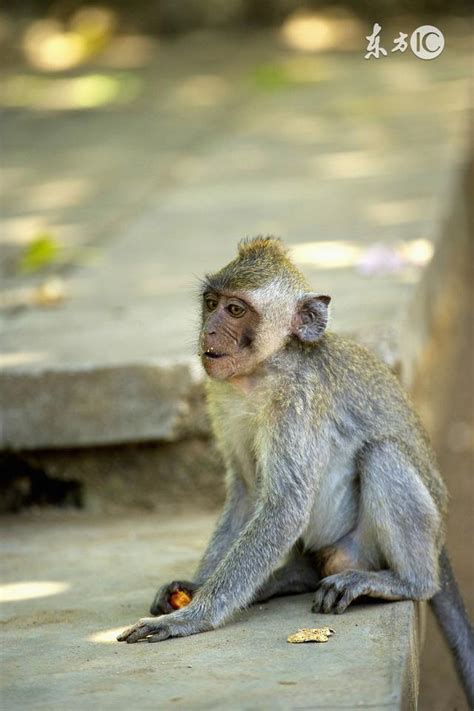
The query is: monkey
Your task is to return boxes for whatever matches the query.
[118,237,473,704]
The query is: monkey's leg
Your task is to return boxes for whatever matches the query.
[254,544,320,602]
[313,441,441,614]
[313,569,411,614]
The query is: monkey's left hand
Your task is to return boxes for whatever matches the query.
[116,607,212,644]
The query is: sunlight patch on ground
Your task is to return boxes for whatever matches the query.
[23,179,90,212]
[400,239,434,266]
[88,626,128,643]
[23,20,87,71]
[291,240,361,269]
[365,199,431,226]
[22,8,116,71]
[314,151,382,179]
[0,351,49,368]
[0,581,70,603]
[290,239,434,273]
[0,278,67,310]
[1,217,49,246]
[280,10,362,53]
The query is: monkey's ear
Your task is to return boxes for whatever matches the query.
[291,294,331,343]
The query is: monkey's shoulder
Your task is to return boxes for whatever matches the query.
[309,331,391,371]
[305,333,406,398]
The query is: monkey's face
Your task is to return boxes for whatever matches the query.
[200,291,261,380]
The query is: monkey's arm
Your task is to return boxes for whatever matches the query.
[118,427,326,643]
[194,473,251,585]
[194,481,317,627]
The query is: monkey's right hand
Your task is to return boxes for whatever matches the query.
[149,580,199,616]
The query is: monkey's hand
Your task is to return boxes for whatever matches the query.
[150,580,199,615]
[117,607,212,644]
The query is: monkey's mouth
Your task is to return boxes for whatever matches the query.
[203,350,228,360]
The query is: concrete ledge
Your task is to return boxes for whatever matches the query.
[0,512,423,710]
[1,360,208,450]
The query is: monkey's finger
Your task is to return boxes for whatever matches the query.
[147,627,171,643]
[311,596,322,613]
[117,626,147,643]
[334,588,359,614]
[117,626,136,642]
[334,593,352,614]
[311,586,327,612]
[125,624,160,643]
[117,617,158,642]
[125,630,149,643]
[321,587,339,613]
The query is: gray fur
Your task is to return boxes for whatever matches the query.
[430,548,474,703]
[118,238,473,707]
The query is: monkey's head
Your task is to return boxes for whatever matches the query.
[200,237,331,380]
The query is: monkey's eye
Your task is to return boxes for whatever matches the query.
[204,296,218,311]
[227,303,246,318]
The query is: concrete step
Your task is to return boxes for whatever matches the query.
[1,29,471,450]
[0,511,423,710]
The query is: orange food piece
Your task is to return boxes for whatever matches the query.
[169,589,192,610]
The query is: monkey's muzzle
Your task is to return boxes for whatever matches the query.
[203,350,227,360]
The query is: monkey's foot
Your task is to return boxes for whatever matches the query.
[312,570,371,614]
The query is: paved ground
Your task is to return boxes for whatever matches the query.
[1,25,472,448]
[0,511,420,710]
[1,21,472,711]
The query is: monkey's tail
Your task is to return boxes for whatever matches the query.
[428,546,474,706]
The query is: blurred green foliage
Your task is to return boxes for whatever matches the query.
[249,63,294,91]
[249,59,329,92]
[19,234,61,273]
[3,73,142,111]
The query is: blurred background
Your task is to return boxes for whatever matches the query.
[1,1,472,709]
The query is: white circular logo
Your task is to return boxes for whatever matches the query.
[410,25,445,60]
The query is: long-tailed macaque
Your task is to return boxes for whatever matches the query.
[118,237,473,704]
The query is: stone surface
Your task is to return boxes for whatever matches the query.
[21,438,225,513]
[1,28,471,449]
[1,361,207,449]
[0,511,422,710]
